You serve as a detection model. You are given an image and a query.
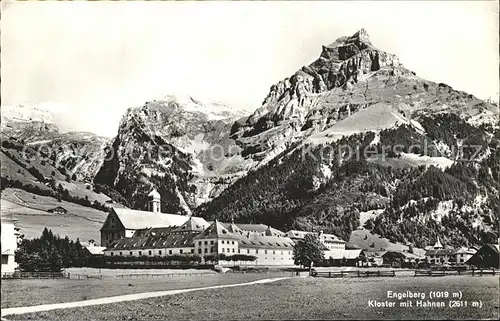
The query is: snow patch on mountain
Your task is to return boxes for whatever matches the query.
[366,153,454,170]
[307,103,408,144]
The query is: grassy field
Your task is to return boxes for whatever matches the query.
[1,188,107,241]
[0,271,291,309]
[65,267,218,277]
[3,275,498,320]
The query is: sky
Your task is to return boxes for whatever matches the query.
[1,1,498,137]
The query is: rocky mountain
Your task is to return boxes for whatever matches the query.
[1,105,112,215]
[1,105,109,182]
[13,28,496,249]
[194,29,499,248]
[230,29,497,164]
[93,94,250,213]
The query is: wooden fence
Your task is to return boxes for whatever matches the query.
[414,269,497,277]
[2,271,69,279]
[68,271,214,280]
[312,270,396,278]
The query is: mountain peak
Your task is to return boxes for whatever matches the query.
[353,28,369,41]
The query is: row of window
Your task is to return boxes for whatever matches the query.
[110,249,294,256]
[198,240,235,246]
[427,255,449,259]
[110,249,194,256]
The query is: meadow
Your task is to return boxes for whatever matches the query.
[3,275,498,320]
[0,271,291,309]
[1,188,107,241]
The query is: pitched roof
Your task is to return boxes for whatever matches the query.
[286,230,345,243]
[486,244,500,254]
[454,247,477,255]
[364,250,388,258]
[148,189,161,199]
[106,232,198,250]
[112,208,189,230]
[194,220,241,240]
[225,222,245,234]
[132,226,179,237]
[237,234,295,249]
[234,223,269,233]
[425,248,455,256]
[177,216,210,232]
[85,246,106,255]
[401,252,425,259]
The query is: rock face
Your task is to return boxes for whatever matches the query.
[95,29,499,219]
[1,105,110,182]
[195,29,499,248]
[1,105,59,135]
[93,95,250,213]
[230,29,497,165]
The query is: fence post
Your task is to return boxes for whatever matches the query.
[341,271,343,277]
[480,269,483,276]
[357,270,360,277]
[392,271,395,277]
[329,271,331,278]
[378,270,380,277]
[472,269,475,276]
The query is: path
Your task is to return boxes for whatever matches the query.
[1,276,292,317]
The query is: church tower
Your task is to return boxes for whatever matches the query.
[148,189,161,213]
[433,236,443,249]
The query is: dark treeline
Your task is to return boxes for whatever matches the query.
[15,228,91,272]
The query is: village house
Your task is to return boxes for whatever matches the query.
[1,218,20,276]
[454,247,477,264]
[47,206,67,214]
[286,230,346,250]
[83,240,106,256]
[425,237,455,265]
[466,244,499,269]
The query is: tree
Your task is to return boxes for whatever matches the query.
[15,228,90,272]
[292,233,325,269]
[364,219,375,230]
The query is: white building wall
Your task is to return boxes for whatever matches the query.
[218,239,238,255]
[106,247,195,257]
[237,246,294,266]
[1,220,18,274]
[455,253,474,264]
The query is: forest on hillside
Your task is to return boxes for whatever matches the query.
[196,114,499,248]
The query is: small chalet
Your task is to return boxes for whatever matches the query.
[84,240,106,256]
[454,247,477,264]
[47,206,67,214]
[466,244,499,269]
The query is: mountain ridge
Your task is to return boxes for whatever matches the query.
[2,28,498,248]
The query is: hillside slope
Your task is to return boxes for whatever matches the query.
[93,94,250,213]
[195,29,499,248]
